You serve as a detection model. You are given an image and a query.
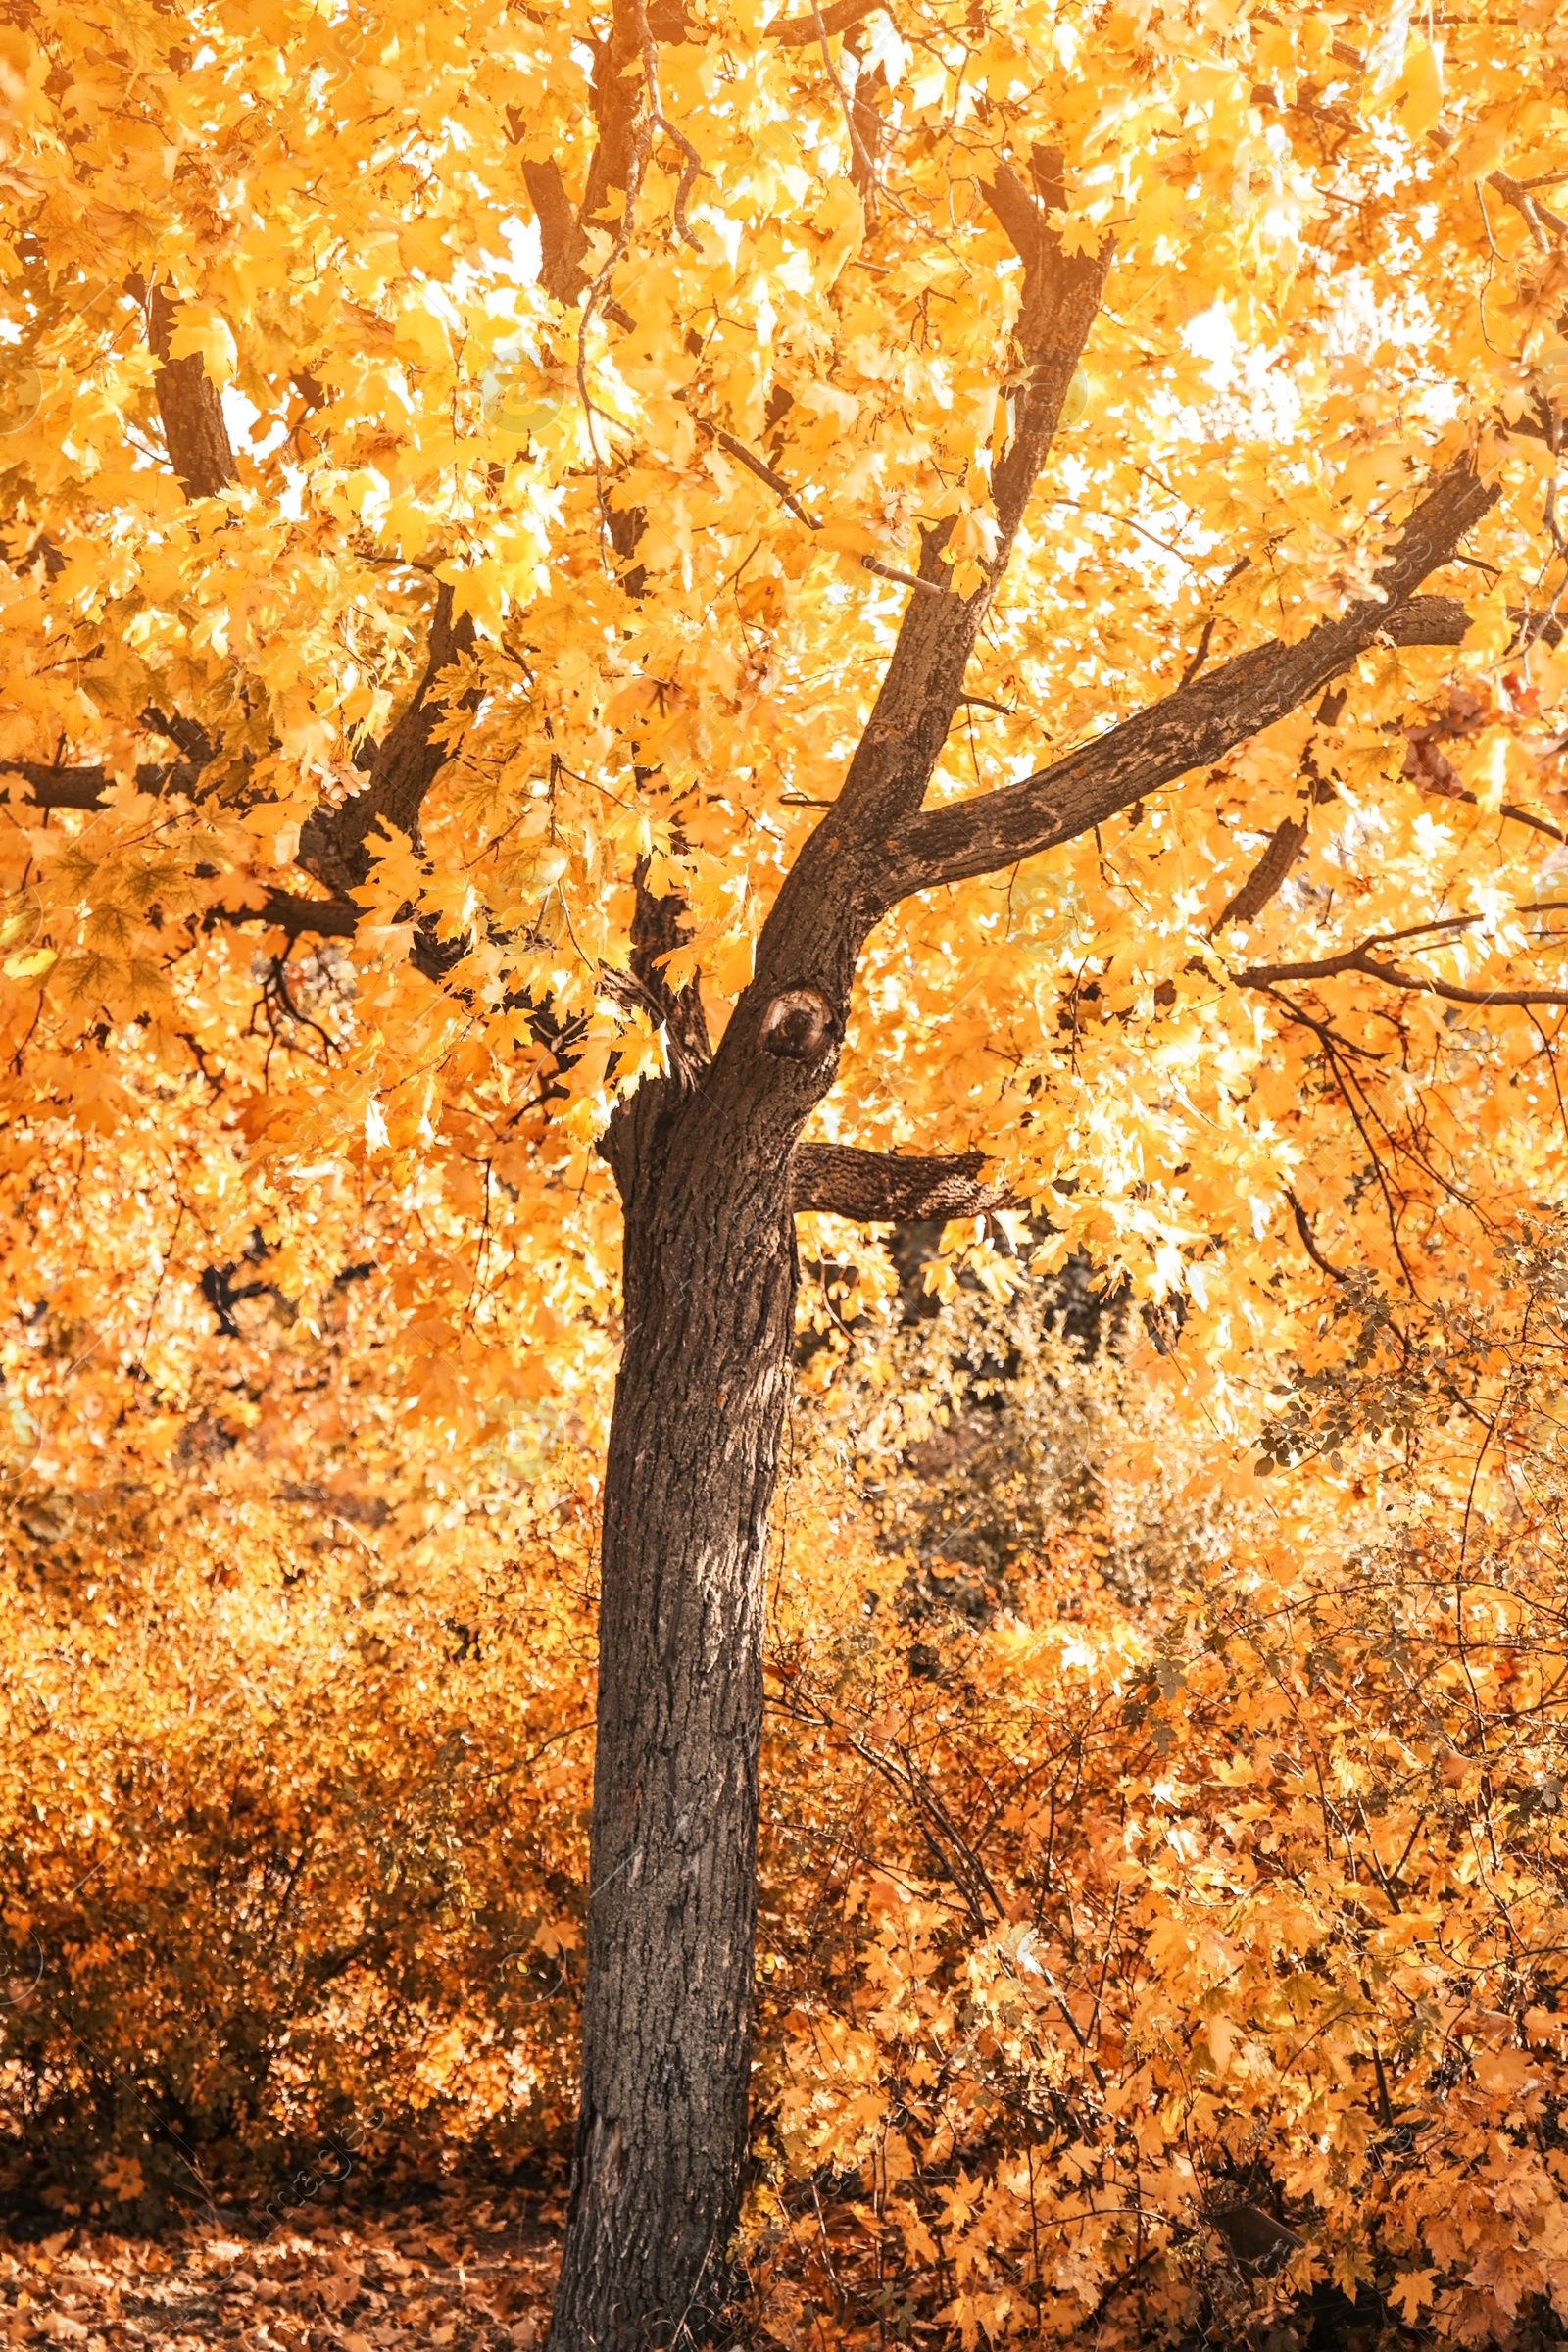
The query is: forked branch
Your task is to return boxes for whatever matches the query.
[1236,934,1568,1010]
[297,583,477,895]
[871,505,1488,906]
[776,151,1111,865]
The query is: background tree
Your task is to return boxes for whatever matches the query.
[7,1,1568,2344]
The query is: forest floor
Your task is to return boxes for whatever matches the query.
[0,2188,564,2352]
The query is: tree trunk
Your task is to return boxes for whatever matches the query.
[549,1082,798,2352]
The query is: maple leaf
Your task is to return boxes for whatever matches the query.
[1392,2268,1439,2320]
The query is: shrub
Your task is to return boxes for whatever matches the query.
[0,1463,596,2227]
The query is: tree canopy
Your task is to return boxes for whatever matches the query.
[0,0,1564,1450]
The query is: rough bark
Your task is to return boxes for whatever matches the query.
[521,159,590,304]
[146,281,237,500]
[102,105,1498,2352]
[871,576,1484,905]
[579,1,650,249]
[792,1142,1006,1219]
[552,1102,793,2351]
[1210,813,1309,934]
[549,153,1110,2352]
[546,245,1496,2352]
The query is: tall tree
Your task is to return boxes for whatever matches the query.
[5,1,1568,2343]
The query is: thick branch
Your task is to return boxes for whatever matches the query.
[0,760,203,811]
[802,153,1111,858]
[514,1,659,321]
[146,282,237,500]
[1210,814,1308,933]
[521,159,591,305]
[769,0,886,41]
[791,1143,1006,1220]
[598,858,714,1211]
[579,1,649,240]
[207,891,362,938]
[872,486,1491,906]
[297,582,476,894]
[627,859,712,1085]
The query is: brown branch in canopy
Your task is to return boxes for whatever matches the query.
[1236,933,1568,1010]
[1209,814,1309,934]
[871,504,1489,907]
[207,891,363,939]
[512,3,650,321]
[1285,1187,1348,1284]
[0,760,199,811]
[791,1143,1008,1221]
[520,159,590,305]
[580,2,652,251]
[771,147,1111,867]
[146,281,237,500]
[769,0,886,42]
[1419,782,1568,848]
[598,853,715,1210]
[690,414,821,529]
[1404,695,1568,844]
[1423,117,1568,248]
[625,859,713,1087]
[296,581,476,895]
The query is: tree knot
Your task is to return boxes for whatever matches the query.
[760,986,836,1061]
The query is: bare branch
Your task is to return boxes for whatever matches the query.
[691,414,820,528]
[1285,1186,1348,1284]
[871,482,1490,907]
[1236,936,1568,1010]
[791,1143,1007,1221]
[862,555,954,596]
[808,2,884,219]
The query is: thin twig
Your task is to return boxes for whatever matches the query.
[691,415,820,529]
[862,555,954,597]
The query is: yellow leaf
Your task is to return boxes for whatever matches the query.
[816,520,879,556]
[3,947,55,980]
[164,305,239,385]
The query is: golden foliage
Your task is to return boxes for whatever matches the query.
[9,0,1568,2340]
[9,1289,1568,2346]
[754,1299,1568,2348]
[0,1457,597,2211]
